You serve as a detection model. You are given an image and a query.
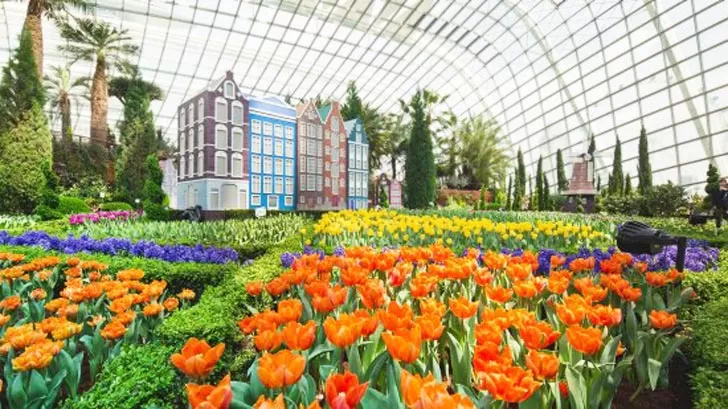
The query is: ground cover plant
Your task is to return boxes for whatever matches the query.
[0,251,196,408]
[174,243,693,408]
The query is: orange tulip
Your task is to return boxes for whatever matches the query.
[353,309,379,337]
[587,305,622,327]
[646,272,668,288]
[277,299,303,323]
[559,381,569,398]
[599,259,623,275]
[473,343,513,373]
[449,296,479,319]
[341,265,369,287]
[324,313,363,348]
[569,257,595,272]
[357,279,386,310]
[11,339,63,371]
[518,320,560,350]
[477,365,541,403]
[178,288,196,300]
[485,286,513,304]
[378,301,414,331]
[419,298,446,318]
[310,283,348,313]
[255,329,283,352]
[550,255,566,268]
[618,286,642,302]
[0,314,10,327]
[473,268,493,287]
[649,310,677,330]
[171,338,226,378]
[246,281,264,296]
[254,394,285,409]
[164,297,180,311]
[415,314,444,341]
[0,295,21,311]
[555,304,586,326]
[143,302,164,317]
[513,280,540,299]
[409,274,439,298]
[525,350,559,379]
[325,370,369,409]
[565,326,603,355]
[101,320,127,340]
[257,349,306,389]
[475,321,503,346]
[266,278,290,297]
[186,374,232,409]
[383,326,422,363]
[282,321,316,351]
[401,369,465,409]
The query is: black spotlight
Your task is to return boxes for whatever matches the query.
[616,221,687,272]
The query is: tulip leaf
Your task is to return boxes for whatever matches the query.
[364,352,389,386]
[230,381,253,408]
[385,358,402,408]
[625,303,637,347]
[659,337,685,367]
[361,388,394,409]
[246,360,266,398]
[445,331,470,386]
[565,365,587,409]
[599,360,630,409]
[348,344,363,379]
[599,335,621,365]
[319,364,336,381]
[548,381,562,409]
[9,374,26,409]
[308,343,336,364]
[647,358,662,391]
[27,370,49,404]
[298,287,314,322]
[519,389,542,409]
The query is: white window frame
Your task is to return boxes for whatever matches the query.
[179,157,186,180]
[215,152,227,176]
[187,154,194,177]
[252,155,261,173]
[285,177,294,194]
[317,158,323,174]
[179,109,185,129]
[274,177,283,194]
[263,137,273,155]
[274,158,283,175]
[263,176,273,193]
[307,157,315,175]
[232,128,243,151]
[299,175,306,191]
[285,126,293,139]
[210,188,220,210]
[285,196,293,207]
[251,175,261,193]
[198,99,205,120]
[197,125,204,148]
[285,159,294,176]
[299,156,306,173]
[224,81,234,99]
[215,125,227,150]
[316,175,323,192]
[263,122,273,136]
[274,139,283,156]
[299,137,307,154]
[307,175,315,192]
[215,98,227,122]
[197,152,204,176]
[187,106,193,126]
[325,177,331,188]
[285,140,294,157]
[252,135,261,153]
[267,195,279,210]
[252,119,262,134]
[263,157,272,174]
[251,194,261,206]
[232,153,243,178]
[274,124,283,138]
[232,102,244,125]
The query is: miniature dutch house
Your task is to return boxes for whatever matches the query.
[296,101,324,210]
[318,102,348,210]
[344,118,369,209]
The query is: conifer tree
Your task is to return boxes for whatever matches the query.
[588,134,596,158]
[142,154,168,220]
[0,29,46,134]
[404,90,436,209]
[556,149,568,192]
[610,137,624,196]
[637,125,652,195]
[624,173,632,195]
[543,174,551,211]
[517,149,526,197]
[506,175,513,210]
[341,81,363,121]
[536,156,544,210]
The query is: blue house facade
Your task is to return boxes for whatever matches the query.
[248,96,297,211]
[344,118,369,209]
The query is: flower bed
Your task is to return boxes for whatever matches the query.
[69,210,142,225]
[0,230,238,264]
[311,209,613,252]
[173,244,693,408]
[0,252,196,408]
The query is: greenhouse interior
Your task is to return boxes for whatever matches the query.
[0,0,726,408]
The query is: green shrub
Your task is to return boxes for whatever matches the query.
[691,366,728,409]
[58,196,91,215]
[691,297,728,369]
[33,204,63,221]
[62,343,186,409]
[684,270,728,308]
[100,201,134,211]
[640,182,688,217]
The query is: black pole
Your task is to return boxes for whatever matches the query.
[675,236,687,272]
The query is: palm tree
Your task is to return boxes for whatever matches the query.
[457,117,509,189]
[24,0,90,79]
[44,65,87,141]
[109,65,163,105]
[59,17,138,147]
[382,112,410,180]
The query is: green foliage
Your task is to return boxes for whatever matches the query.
[542,175,551,211]
[536,156,544,211]
[115,77,158,204]
[601,193,641,215]
[691,367,728,409]
[624,173,632,196]
[404,90,436,209]
[34,161,62,220]
[58,196,91,215]
[341,81,363,121]
[0,29,45,134]
[505,176,512,210]
[705,163,720,208]
[143,154,168,221]
[692,297,728,368]
[0,104,52,214]
[53,139,110,188]
[378,185,390,208]
[453,117,508,189]
[100,201,134,211]
[637,126,652,195]
[512,149,525,211]
[685,271,728,309]
[588,134,596,158]
[609,137,624,196]
[640,182,688,217]
[61,343,186,409]
[556,149,568,192]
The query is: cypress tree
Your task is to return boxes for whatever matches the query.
[0,29,46,134]
[536,156,544,210]
[528,174,534,210]
[610,137,624,196]
[517,149,526,196]
[706,163,720,200]
[588,134,596,158]
[341,81,363,121]
[624,173,632,195]
[596,175,602,193]
[543,174,551,211]
[378,184,389,208]
[143,154,168,220]
[556,149,568,192]
[404,90,436,209]
[607,173,614,196]
[506,175,513,210]
[115,79,158,203]
[637,125,652,195]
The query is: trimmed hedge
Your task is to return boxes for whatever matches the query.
[0,245,239,296]
[61,343,186,409]
[58,196,91,215]
[100,201,134,211]
[691,297,728,369]
[692,367,728,409]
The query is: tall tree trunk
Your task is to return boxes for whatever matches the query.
[391,155,397,180]
[25,0,44,79]
[90,56,108,146]
[61,97,71,142]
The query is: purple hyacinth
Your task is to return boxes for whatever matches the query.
[280,252,300,268]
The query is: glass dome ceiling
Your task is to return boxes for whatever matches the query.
[1,0,726,191]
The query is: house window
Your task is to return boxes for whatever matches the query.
[198,99,205,120]
[285,126,293,139]
[252,155,261,173]
[332,177,338,195]
[325,163,330,172]
[274,140,283,156]
[285,159,293,176]
[325,146,331,156]
[232,103,243,125]
[340,132,346,143]
[216,127,227,149]
[215,152,227,176]
[252,135,261,153]
[179,157,186,180]
[317,125,323,139]
[251,175,261,193]
[356,145,362,169]
[197,152,204,176]
[340,163,345,173]
[332,146,339,162]
[263,157,272,174]
[356,132,362,143]
[299,175,306,191]
[239,189,247,210]
[285,140,293,157]
[307,175,315,192]
[274,124,283,138]
[268,195,278,209]
[251,194,261,206]
[332,166,339,179]
[331,131,338,143]
[307,139,315,156]
[222,184,237,209]
[188,154,194,177]
[187,106,193,126]
[180,133,186,153]
[349,145,355,168]
[285,177,294,194]
[274,158,283,175]
[232,154,243,177]
[210,189,220,210]
[197,125,204,147]
[349,174,355,195]
[187,130,193,151]
[299,157,306,173]
[263,137,273,155]
[179,109,185,129]
[299,138,306,154]
[285,196,293,207]
[263,176,272,193]
[307,157,315,174]
[274,177,283,194]
[252,120,261,134]
[263,122,273,135]
[325,177,331,188]
[215,99,227,122]
[332,116,339,130]
[342,177,347,189]
[363,146,368,169]
[317,158,323,174]
[316,175,323,192]
[232,128,243,151]
[317,141,323,157]
[224,81,234,99]
[300,196,305,204]
[300,123,306,137]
